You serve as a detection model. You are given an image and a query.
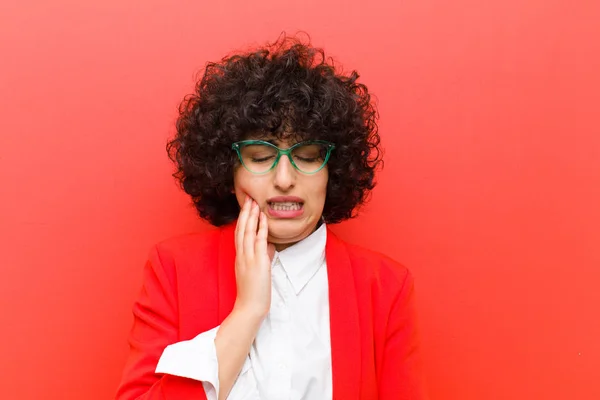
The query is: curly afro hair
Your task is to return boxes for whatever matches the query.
[167,33,383,227]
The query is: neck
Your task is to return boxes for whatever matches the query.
[270,219,323,252]
[274,242,293,252]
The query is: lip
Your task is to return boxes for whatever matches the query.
[266,196,305,219]
[266,196,304,204]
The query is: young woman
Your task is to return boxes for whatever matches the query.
[116,34,428,400]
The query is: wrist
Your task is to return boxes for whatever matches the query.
[232,301,269,323]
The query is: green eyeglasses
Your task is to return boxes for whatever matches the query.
[232,140,335,175]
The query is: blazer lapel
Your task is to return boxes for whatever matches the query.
[217,223,237,323]
[326,228,361,399]
[216,223,362,398]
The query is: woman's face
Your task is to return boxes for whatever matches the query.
[233,137,328,250]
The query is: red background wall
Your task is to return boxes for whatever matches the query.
[1,1,599,399]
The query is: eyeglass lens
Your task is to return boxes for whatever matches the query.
[239,143,328,173]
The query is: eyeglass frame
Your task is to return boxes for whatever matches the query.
[231,139,336,175]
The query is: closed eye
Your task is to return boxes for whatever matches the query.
[251,155,276,163]
[294,156,320,162]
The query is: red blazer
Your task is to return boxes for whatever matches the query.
[116,223,428,400]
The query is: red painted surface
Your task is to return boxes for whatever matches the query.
[1,1,599,399]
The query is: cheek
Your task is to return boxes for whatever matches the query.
[312,172,329,204]
[233,169,263,203]
[233,169,249,205]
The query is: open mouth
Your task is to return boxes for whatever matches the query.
[267,201,303,211]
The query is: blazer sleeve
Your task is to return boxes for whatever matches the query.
[115,245,207,400]
[379,271,429,400]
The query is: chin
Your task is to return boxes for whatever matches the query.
[267,220,313,243]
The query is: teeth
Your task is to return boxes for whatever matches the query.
[270,202,302,211]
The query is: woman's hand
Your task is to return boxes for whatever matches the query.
[233,196,275,320]
[214,196,274,399]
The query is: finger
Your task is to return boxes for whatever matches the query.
[255,211,268,259]
[235,196,252,255]
[243,201,260,260]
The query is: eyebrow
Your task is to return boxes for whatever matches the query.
[244,132,309,146]
[262,138,278,145]
[245,135,280,145]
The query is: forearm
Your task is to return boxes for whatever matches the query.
[215,307,264,400]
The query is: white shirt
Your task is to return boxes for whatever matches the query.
[155,223,332,400]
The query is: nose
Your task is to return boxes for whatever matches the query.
[273,154,296,191]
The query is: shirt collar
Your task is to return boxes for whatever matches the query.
[273,223,327,295]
